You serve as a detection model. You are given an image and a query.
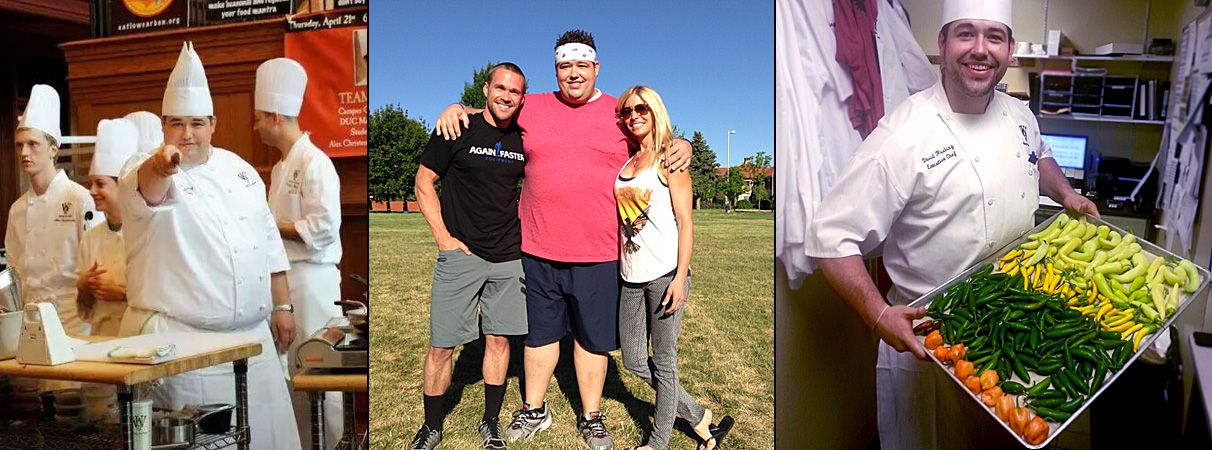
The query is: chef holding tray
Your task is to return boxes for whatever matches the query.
[806,0,1096,448]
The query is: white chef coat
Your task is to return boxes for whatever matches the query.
[75,224,128,336]
[808,80,1054,450]
[267,133,344,450]
[117,147,298,450]
[268,133,342,265]
[118,147,291,330]
[4,170,101,335]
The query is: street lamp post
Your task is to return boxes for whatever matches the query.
[726,130,736,170]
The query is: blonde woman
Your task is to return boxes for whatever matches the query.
[614,86,733,450]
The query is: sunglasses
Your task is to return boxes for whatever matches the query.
[618,103,651,118]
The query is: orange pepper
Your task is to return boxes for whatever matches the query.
[980,369,999,390]
[924,330,943,350]
[1010,406,1033,436]
[963,374,982,395]
[980,385,1003,406]
[995,396,1014,422]
[933,346,951,362]
[954,360,974,381]
[949,343,966,364]
[1025,416,1049,445]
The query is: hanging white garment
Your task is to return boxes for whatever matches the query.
[875,0,937,109]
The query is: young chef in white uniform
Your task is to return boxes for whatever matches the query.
[808,1,1099,449]
[6,84,101,336]
[117,42,301,449]
[76,118,139,336]
[255,57,345,450]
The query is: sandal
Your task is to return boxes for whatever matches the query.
[697,415,734,450]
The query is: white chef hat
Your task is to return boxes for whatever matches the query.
[91,119,138,178]
[942,0,1012,31]
[162,42,213,117]
[18,84,62,144]
[123,111,163,154]
[255,58,308,117]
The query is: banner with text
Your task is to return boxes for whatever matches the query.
[284,9,368,157]
[207,0,294,24]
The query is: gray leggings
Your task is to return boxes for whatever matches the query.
[619,274,706,450]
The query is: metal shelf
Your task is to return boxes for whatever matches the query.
[1036,113,1164,125]
[0,421,247,450]
[1014,54,1174,63]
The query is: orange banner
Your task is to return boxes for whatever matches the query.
[284,9,368,157]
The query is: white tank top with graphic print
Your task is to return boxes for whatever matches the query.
[614,154,679,283]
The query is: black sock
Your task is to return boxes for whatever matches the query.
[483,383,506,421]
[424,394,445,431]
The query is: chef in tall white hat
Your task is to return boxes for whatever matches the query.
[117,42,301,450]
[254,57,344,450]
[807,1,1096,448]
[117,110,165,177]
[5,84,101,336]
[76,118,138,337]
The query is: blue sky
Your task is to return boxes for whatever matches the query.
[372,1,773,168]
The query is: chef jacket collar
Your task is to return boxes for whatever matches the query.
[28,170,69,202]
[282,132,312,161]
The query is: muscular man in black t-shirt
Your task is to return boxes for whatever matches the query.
[411,63,528,450]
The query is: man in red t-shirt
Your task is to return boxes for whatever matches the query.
[436,30,691,450]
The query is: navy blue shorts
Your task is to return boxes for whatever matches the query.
[521,253,620,353]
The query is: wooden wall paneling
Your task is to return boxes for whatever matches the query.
[60,18,369,305]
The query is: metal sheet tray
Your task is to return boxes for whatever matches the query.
[907,211,1210,448]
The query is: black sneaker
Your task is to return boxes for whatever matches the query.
[410,424,442,450]
[577,412,613,450]
[479,417,507,450]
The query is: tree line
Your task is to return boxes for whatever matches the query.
[369,64,771,209]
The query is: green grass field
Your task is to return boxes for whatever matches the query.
[369,210,772,449]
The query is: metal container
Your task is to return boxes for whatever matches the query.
[152,417,195,446]
[907,211,1210,449]
[196,403,235,433]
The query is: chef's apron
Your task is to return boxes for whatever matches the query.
[282,262,344,450]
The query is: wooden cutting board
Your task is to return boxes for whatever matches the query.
[74,332,261,364]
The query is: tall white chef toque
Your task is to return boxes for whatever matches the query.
[941,0,1012,30]
[162,42,212,117]
[91,119,139,178]
[19,84,62,144]
[255,58,308,116]
[123,111,164,155]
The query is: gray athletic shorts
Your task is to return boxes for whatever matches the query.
[429,249,528,348]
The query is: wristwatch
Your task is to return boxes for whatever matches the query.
[273,304,294,313]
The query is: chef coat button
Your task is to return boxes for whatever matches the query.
[987,199,995,206]
[1016,152,1021,158]
[1029,169,1035,176]
[975,156,981,162]
[1002,111,1008,116]
[1021,192,1026,199]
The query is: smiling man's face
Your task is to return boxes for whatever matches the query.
[938,19,1013,100]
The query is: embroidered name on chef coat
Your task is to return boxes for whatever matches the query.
[922,144,958,170]
[285,169,302,193]
[55,201,76,223]
[237,171,257,188]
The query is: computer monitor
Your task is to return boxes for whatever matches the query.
[1040,133,1087,180]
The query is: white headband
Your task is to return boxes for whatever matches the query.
[555,43,596,63]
